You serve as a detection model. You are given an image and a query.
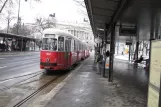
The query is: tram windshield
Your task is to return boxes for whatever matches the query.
[42,38,57,51]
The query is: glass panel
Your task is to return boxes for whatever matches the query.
[68,39,71,51]
[71,39,74,51]
[44,34,56,38]
[42,38,57,51]
[65,39,71,52]
[65,40,68,52]
[58,36,64,51]
[74,40,76,51]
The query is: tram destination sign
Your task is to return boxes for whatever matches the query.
[126,41,132,45]
[119,26,137,36]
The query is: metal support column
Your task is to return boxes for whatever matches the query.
[102,24,108,78]
[117,40,119,55]
[149,11,155,71]
[135,41,139,60]
[109,23,116,82]
[142,41,144,55]
[129,36,132,61]
[98,43,100,52]
[21,38,23,51]
[34,40,36,51]
[129,45,131,61]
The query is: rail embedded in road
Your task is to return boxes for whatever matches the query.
[0,58,82,107]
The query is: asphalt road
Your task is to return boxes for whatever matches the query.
[0,52,40,80]
[0,52,73,107]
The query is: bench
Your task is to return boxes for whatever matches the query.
[130,60,146,68]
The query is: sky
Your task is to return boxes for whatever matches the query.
[20,0,85,23]
[0,0,87,28]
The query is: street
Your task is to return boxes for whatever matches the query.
[0,52,40,80]
[0,52,71,107]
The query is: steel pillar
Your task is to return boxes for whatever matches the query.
[135,41,139,60]
[109,23,116,82]
[34,40,36,51]
[21,38,23,51]
[155,13,160,39]
[102,24,108,78]
[149,11,155,72]
[129,45,131,61]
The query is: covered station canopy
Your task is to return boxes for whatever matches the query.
[84,0,161,42]
[0,32,38,41]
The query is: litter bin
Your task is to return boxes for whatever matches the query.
[105,58,109,77]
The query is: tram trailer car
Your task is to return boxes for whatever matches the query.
[40,28,89,71]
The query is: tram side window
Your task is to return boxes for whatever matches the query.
[71,39,74,51]
[68,40,71,51]
[75,41,78,51]
[65,39,71,52]
[74,40,76,51]
[77,41,79,51]
[81,45,82,50]
[65,40,68,52]
[58,36,64,51]
[79,43,80,51]
[75,41,77,51]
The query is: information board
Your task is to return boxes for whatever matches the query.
[148,40,161,107]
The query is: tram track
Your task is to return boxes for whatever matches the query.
[0,71,43,83]
[13,76,60,107]
[0,72,44,91]
[12,63,81,107]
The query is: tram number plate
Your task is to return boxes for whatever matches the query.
[45,67,50,69]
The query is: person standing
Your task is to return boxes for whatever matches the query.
[95,51,102,74]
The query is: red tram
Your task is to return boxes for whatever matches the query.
[40,28,90,71]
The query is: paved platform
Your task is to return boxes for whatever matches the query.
[44,56,147,107]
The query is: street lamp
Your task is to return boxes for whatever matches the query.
[16,0,21,34]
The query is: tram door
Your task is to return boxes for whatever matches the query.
[65,39,71,67]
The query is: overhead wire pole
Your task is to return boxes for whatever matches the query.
[17,0,21,35]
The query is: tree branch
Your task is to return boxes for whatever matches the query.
[0,0,9,13]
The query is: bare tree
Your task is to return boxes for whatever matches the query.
[5,10,16,33]
[0,0,16,33]
[10,23,32,36]
[73,0,85,8]
[34,16,56,34]
[73,0,88,20]
[0,0,9,13]
[0,0,41,14]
